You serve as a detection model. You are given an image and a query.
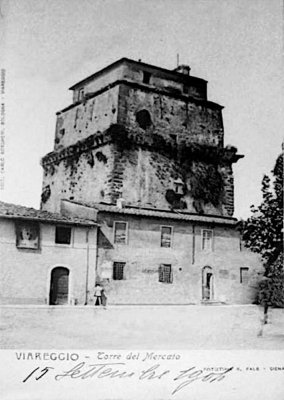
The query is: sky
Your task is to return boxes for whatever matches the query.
[0,0,283,218]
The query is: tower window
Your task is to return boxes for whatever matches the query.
[55,226,72,245]
[136,109,152,130]
[202,229,213,251]
[113,262,125,280]
[183,84,190,94]
[143,71,151,84]
[159,264,173,283]
[173,178,184,194]
[78,88,85,101]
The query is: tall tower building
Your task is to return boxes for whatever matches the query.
[40,58,243,216]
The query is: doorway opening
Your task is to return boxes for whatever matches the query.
[49,267,69,305]
[202,266,214,301]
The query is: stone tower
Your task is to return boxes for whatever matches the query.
[41,58,243,216]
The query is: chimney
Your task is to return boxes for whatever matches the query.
[116,197,126,209]
[174,64,191,76]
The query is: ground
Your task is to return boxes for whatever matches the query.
[1,305,284,349]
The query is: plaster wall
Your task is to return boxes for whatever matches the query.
[0,219,97,305]
[122,64,207,100]
[72,65,125,102]
[96,213,262,305]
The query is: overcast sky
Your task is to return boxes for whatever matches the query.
[1,0,283,218]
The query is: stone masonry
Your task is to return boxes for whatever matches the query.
[41,58,243,216]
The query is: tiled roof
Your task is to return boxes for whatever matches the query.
[66,200,238,226]
[0,201,97,226]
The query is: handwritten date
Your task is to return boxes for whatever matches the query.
[22,362,234,395]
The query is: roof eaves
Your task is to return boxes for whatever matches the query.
[68,58,127,90]
[68,57,208,91]
[94,206,237,225]
[0,213,98,226]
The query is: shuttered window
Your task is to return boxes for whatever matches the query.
[114,222,128,244]
[159,264,173,284]
[55,226,72,245]
[202,229,213,251]
[161,226,172,248]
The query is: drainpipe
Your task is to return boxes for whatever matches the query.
[84,227,90,305]
[95,225,99,282]
[192,224,195,265]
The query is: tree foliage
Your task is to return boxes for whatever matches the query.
[242,149,284,307]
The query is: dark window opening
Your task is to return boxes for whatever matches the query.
[159,264,173,283]
[143,71,151,84]
[136,109,152,130]
[55,226,72,245]
[113,262,125,280]
[173,179,184,195]
[78,88,84,101]
[183,85,190,94]
[240,267,249,284]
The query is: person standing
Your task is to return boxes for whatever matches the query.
[94,283,103,306]
[101,287,108,309]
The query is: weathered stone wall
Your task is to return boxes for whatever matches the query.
[219,164,235,216]
[0,219,97,305]
[55,85,119,150]
[41,137,235,216]
[107,147,224,214]
[41,144,115,213]
[118,84,224,147]
[42,71,236,216]
[96,213,262,305]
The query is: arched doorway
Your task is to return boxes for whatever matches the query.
[49,267,69,305]
[202,266,214,301]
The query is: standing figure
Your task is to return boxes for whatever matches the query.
[101,287,108,309]
[94,283,103,306]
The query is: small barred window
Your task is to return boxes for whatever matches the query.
[159,264,173,284]
[113,262,125,280]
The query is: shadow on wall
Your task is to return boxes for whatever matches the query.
[98,229,114,249]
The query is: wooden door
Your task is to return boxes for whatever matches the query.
[202,266,213,301]
[50,267,69,305]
